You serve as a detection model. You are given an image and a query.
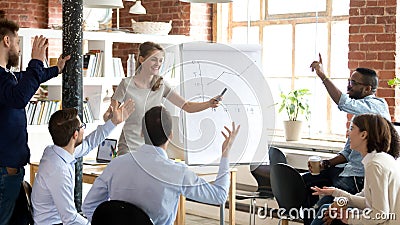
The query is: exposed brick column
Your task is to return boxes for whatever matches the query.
[396,0,400,121]
[190,3,213,41]
[48,0,62,27]
[348,0,397,120]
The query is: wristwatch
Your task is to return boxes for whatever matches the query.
[322,159,331,169]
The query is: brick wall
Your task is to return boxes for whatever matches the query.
[348,0,397,120]
[1,0,213,76]
[4,1,398,119]
[112,1,212,71]
[48,0,62,26]
[0,0,49,28]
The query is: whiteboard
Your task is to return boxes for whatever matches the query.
[171,42,275,165]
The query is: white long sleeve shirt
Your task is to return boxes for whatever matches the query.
[333,151,400,225]
[31,120,115,225]
[82,144,230,225]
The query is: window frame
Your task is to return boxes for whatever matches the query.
[214,0,350,138]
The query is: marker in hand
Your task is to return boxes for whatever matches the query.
[218,88,227,101]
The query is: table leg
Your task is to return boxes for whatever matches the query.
[30,164,36,185]
[220,204,225,225]
[229,171,236,225]
[174,195,186,225]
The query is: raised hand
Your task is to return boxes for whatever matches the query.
[56,54,71,74]
[109,99,135,125]
[31,35,49,62]
[103,99,119,122]
[309,53,326,79]
[221,122,240,157]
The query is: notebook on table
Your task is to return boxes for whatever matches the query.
[83,139,117,165]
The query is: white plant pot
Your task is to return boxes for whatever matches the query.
[283,120,303,141]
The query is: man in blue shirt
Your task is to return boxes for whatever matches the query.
[82,106,240,225]
[301,55,390,225]
[31,100,134,225]
[0,19,70,224]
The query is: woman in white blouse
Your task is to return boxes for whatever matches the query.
[310,113,400,225]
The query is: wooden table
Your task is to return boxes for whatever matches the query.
[30,162,237,225]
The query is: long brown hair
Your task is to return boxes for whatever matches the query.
[137,41,164,91]
[352,114,400,159]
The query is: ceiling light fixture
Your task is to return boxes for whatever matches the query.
[83,0,124,8]
[83,0,125,30]
[129,1,147,14]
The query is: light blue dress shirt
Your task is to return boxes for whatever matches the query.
[337,93,390,177]
[31,120,115,225]
[82,144,230,225]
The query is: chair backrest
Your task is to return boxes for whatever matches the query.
[92,200,153,225]
[22,181,33,218]
[246,147,286,196]
[270,163,306,212]
[249,164,272,196]
[269,146,287,166]
[10,181,33,224]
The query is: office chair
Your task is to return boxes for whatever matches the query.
[270,163,307,225]
[92,200,153,225]
[9,181,33,225]
[22,180,33,224]
[235,146,286,225]
[269,146,287,166]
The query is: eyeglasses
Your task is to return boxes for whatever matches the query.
[77,122,86,131]
[348,79,369,87]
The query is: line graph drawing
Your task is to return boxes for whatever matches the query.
[171,42,275,166]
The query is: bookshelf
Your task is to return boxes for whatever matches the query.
[18,28,191,120]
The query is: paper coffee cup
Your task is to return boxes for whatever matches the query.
[308,156,321,175]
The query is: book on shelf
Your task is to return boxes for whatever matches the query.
[26,100,95,125]
[112,57,125,78]
[83,100,94,123]
[26,100,62,125]
[83,50,104,77]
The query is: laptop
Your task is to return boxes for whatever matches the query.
[84,139,117,165]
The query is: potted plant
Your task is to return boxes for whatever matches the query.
[279,88,311,141]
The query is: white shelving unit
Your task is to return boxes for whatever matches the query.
[21,28,191,183]
[18,28,191,120]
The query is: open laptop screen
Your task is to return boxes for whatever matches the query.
[96,139,117,163]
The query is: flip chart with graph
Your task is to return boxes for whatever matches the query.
[174,42,275,165]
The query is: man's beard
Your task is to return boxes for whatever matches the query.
[74,137,83,147]
[348,87,363,99]
[8,50,19,67]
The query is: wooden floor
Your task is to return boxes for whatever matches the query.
[186,213,230,225]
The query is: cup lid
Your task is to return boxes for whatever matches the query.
[308,156,321,161]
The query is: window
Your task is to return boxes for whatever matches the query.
[217,0,350,137]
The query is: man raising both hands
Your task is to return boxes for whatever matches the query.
[0,19,70,224]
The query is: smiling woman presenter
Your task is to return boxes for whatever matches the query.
[106,42,221,155]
